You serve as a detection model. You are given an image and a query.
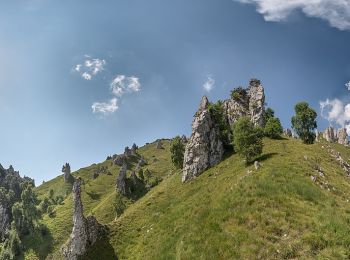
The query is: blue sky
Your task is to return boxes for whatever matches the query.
[1,0,350,184]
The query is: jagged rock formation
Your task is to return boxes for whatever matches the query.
[222,79,265,127]
[182,96,224,182]
[182,79,265,182]
[338,128,349,146]
[181,135,188,144]
[323,126,337,142]
[283,129,292,137]
[61,179,106,260]
[116,162,128,195]
[62,163,73,183]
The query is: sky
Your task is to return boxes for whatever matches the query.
[1,0,350,184]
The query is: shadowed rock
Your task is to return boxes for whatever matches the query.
[61,179,106,260]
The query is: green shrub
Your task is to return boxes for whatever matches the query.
[208,100,232,147]
[230,87,247,101]
[170,136,185,169]
[232,117,263,163]
[264,117,283,139]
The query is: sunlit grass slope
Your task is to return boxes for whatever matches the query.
[105,138,350,259]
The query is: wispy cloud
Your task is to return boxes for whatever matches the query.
[74,57,106,80]
[91,75,141,116]
[346,81,350,91]
[91,98,118,116]
[235,0,350,30]
[320,98,350,133]
[110,75,141,96]
[203,76,215,92]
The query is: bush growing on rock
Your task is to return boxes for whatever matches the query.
[291,102,317,144]
[170,136,185,169]
[208,100,232,147]
[232,117,263,164]
[264,117,283,139]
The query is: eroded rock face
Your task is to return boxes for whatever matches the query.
[338,128,349,146]
[61,179,106,260]
[131,143,138,155]
[323,126,337,142]
[222,79,265,127]
[113,155,125,166]
[315,129,320,142]
[116,162,128,195]
[182,96,224,182]
[62,163,73,183]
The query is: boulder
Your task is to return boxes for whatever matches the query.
[182,96,224,182]
[254,161,261,170]
[61,179,106,260]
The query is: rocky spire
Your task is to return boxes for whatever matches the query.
[338,128,349,146]
[116,162,128,195]
[323,126,337,142]
[62,179,106,260]
[247,79,265,127]
[182,96,224,182]
[62,163,73,183]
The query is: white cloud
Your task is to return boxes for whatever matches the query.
[203,76,215,92]
[74,57,106,80]
[346,81,350,90]
[110,75,141,97]
[81,72,92,80]
[91,98,118,115]
[235,0,350,30]
[320,98,350,133]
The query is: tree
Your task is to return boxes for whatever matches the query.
[208,100,232,147]
[170,136,185,169]
[264,117,283,139]
[0,223,22,260]
[291,102,317,144]
[232,117,263,163]
[264,107,275,123]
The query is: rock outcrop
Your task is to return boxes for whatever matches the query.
[116,162,128,195]
[283,129,292,138]
[124,147,132,157]
[131,143,138,155]
[62,163,73,183]
[222,79,265,127]
[338,128,349,146]
[113,155,125,166]
[61,179,106,260]
[323,126,337,142]
[182,96,224,182]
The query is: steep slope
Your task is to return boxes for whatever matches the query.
[102,138,350,259]
[24,137,350,259]
[23,140,173,259]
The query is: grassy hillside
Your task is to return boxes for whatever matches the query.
[24,137,350,259]
[23,140,173,259]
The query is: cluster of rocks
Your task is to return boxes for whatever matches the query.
[321,126,349,146]
[91,166,109,179]
[112,143,139,167]
[61,179,106,260]
[116,160,145,196]
[182,79,265,182]
[326,145,350,176]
